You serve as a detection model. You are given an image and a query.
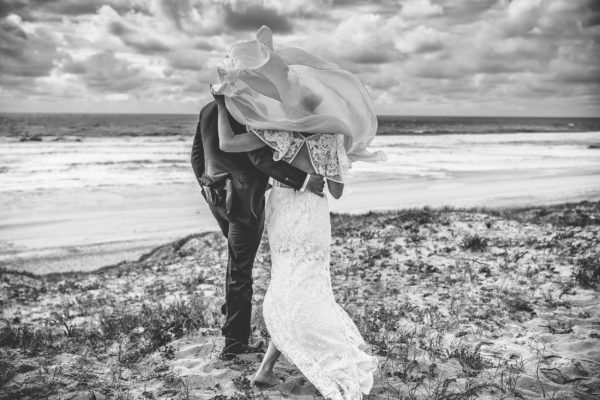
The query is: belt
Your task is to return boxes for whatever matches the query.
[272,180,294,189]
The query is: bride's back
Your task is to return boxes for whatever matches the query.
[248,128,345,198]
[289,136,343,199]
[288,141,315,174]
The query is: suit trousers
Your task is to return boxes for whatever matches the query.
[204,186,264,344]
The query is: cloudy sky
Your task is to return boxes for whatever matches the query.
[1,0,599,116]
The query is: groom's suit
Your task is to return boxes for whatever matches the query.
[191,100,307,344]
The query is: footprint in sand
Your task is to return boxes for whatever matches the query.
[167,333,323,399]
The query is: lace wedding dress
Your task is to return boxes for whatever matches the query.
[263,185,378,400]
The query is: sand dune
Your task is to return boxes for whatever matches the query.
[1,201,599,399]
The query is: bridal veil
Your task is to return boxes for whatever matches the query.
[214,26,386,163]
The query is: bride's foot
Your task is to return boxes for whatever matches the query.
[253,370,281,387]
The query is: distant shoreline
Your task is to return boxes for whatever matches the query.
[5,130,600,140]
[2,113,599,139]
[2,112,600,119]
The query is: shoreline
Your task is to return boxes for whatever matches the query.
[2,128,599,275]
[2,166,600,275]
[2,197,600,278]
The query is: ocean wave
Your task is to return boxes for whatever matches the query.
[66,159,186,167]
[376,128,595,136]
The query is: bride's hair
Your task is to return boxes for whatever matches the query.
[299,84,323,113]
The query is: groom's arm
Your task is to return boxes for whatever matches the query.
[190,105,207,185]
[246,147,308,190]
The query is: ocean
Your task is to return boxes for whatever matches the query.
[2,114,600,138]
[1,113,600,193]
[1,113,599,273]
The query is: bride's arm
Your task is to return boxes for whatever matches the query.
[215,96,266,153]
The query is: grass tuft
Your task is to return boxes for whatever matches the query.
[0,320,53,355]
[446,342,493,374]
[460,234,488,252]
[1,295,209,361]
[573,254,600,290]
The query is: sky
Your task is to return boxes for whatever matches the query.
[0,0,599,117]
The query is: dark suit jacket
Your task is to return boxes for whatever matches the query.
[191,101,307,223]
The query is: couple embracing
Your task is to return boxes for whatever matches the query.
[190,26,385,400]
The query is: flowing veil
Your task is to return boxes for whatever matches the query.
[214,26,386,163]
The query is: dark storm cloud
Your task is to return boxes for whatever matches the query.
[108,20,170,54]
[441,0,498,22]
[223,3,292,33]
[155,0,190,30]
[0,0,27,18]
[37,0,102,16]
[555,66,600,85]
[0,74,31,88]
[330,0,396,7]
[0,0,146,20]
[582,0,600,28]
[0,17,60,77]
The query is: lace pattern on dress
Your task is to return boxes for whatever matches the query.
[304,133,340,178]
[248,127,344,181]
[263,187,378,400]
[249,128,305,164]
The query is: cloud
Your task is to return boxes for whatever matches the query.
[223,3,292,33]
[148,0,292,36]
[583,0,600,27]
[63,50,147,92]
[218,0,331,18]
[1,0,142,20]
[305,14,400,64]
[399,0,443,19]
[154,0,191,30]
[555,63,600,84]
[166,49,207,71]
[394,25,444,53]
[0,0,23,18]
[308,13,445,64]
[0,16,62,77]
[108,20,170,53]
[1,0,598,116]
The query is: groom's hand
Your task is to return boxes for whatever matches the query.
[305,174,325,197]
[213,93,226,108]
[211,85,226,108]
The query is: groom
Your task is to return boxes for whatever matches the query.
[191,99,324,359]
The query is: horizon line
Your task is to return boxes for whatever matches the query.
[1,111,599,119]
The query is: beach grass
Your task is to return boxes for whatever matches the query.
[1,200,599,400]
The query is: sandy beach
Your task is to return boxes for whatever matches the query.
[1,126,599,399]
[2,128,600,275]
[2,0,599,397]
[2,165,600,274]
[1,200,599,399]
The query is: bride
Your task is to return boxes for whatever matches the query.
[212,26,385,400]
